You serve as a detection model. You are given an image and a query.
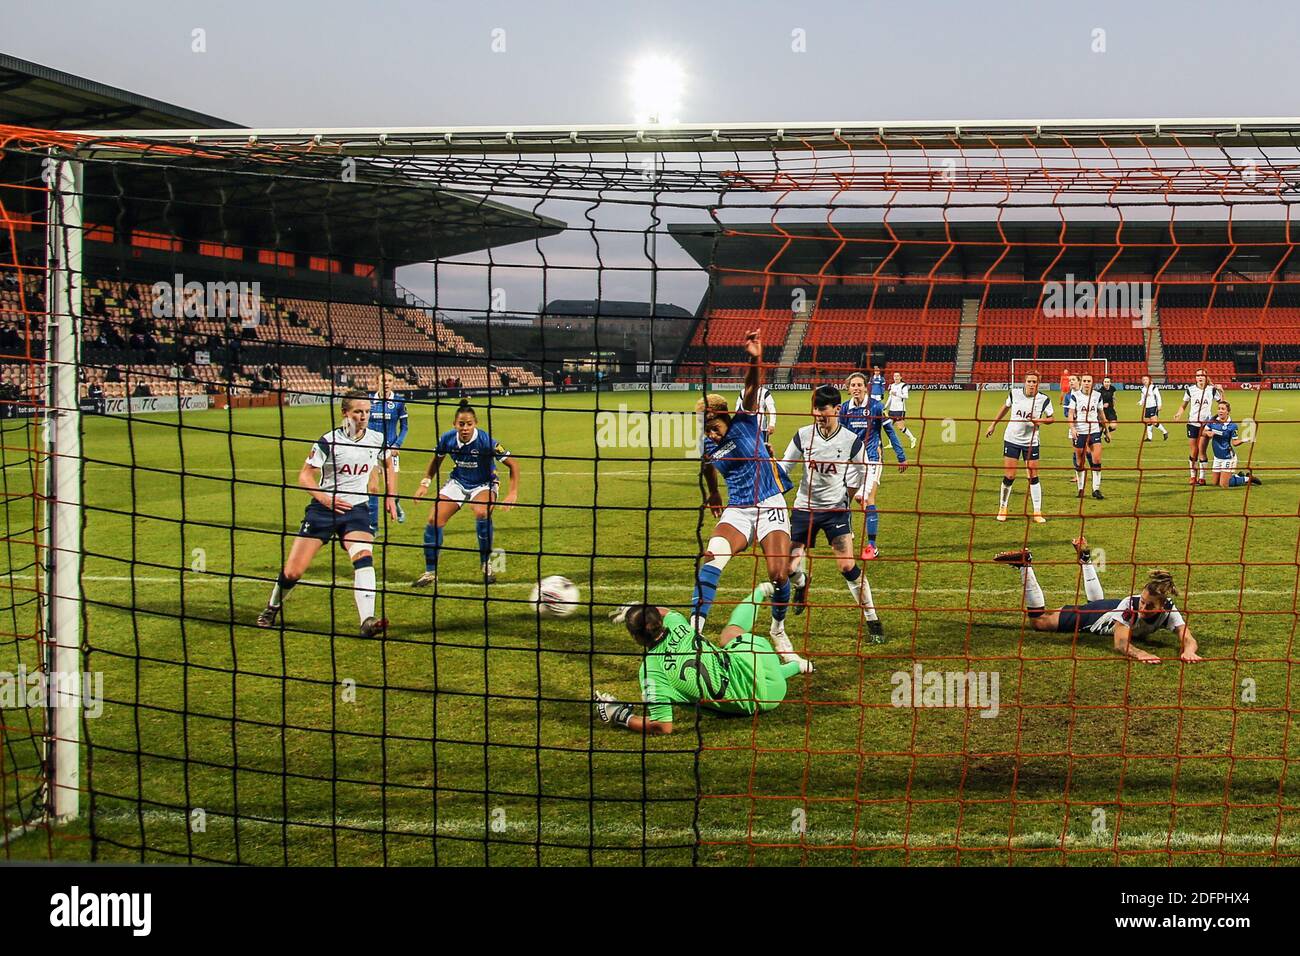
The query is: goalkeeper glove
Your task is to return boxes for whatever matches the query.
[594,691,633,728]
[608,604,633,625]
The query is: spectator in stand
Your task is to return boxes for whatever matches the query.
[87,382,106,415]
[106,366,122,383]
[132,381,152,398]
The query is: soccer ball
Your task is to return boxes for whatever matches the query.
[530,576,580,618]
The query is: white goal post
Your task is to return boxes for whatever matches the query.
[1010,358,1109,388]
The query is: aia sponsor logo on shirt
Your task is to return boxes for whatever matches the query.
[336,462,371,476]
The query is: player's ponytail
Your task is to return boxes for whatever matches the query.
[625,605,665,647]
[1144,569,1179,607]
[456,399,476,420]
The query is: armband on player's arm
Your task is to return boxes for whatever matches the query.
[594,691,633,728]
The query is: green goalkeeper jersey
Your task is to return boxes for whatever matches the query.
[637,610,752,721]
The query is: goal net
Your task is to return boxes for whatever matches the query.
[2,121,1296,866]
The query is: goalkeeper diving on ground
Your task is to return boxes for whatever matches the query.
[593,584,811,736]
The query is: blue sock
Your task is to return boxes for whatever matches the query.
[367,494,379,535]
[1229,474,1246,487]
[867,504,879,544]
[692,564,722,620]
[771,579,791,622]
[475,517,493,563]
[423,524,443,571]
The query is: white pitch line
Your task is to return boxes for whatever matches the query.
[81,809,1300,851]
[16,573,1298,599]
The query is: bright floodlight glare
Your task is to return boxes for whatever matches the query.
[629,54,684,126]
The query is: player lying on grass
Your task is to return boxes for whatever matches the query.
[782,384,885,642]
[696,331,802,667]
[985,370,1054,522]
[257,389,397,638]
[412,399,519,587]
[1068,373,1108,501]
[594,584,812,736]
[1174,367,1220,485]
[840,371,907,559]
[994,536,1202,663]
[1204,399,1262,488]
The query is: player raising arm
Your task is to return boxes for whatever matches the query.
[985,370,1054,522]
[696,331,802,666]
[256,390,398,638]
[411,399,520,586]
[594,584,810,735]
[994,537,1202,662]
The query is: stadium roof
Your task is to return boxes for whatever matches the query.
[0,53,237,130]
[669,220,1300,281]
[545,299,695,319]
[0,54,563,267]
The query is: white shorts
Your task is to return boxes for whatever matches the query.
[439,478,499,503]
[717,493,790,545]
[1212,455,1237,473]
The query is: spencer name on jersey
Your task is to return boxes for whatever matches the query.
[782,424,866,510]
[1084,595,1186,639]
[436,427,510,487]
[1003,389,1054,446]
[307,427,390,506]
[703,410,792,506]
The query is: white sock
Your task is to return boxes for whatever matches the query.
[354,565,376,622]
[1091,468,1102,492]
[850,576,879,622]
[1081,561,1104,602]
[690,613,706,635]
[1145,425,1153,439]
[1158,424,1168,435]
[792,569,808,588]
[1022,566,1045,611]
[904,427,916,440]
[1029,480,1042,513]
[269,583,285,608]
[999,481,1013,509]
[1075,469,1085,492]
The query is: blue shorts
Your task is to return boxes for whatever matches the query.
[1003,441,1040,461]
[1072,431,1102,450]
[297,500,372,542]
[1054,600,1118,634]
[1144,406,1158,418]
[789,508,854,548]
[1187,424,1204,440]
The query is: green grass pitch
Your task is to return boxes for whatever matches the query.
[3,387,1299,865]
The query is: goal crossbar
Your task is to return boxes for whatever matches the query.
[65,117,1300,155]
